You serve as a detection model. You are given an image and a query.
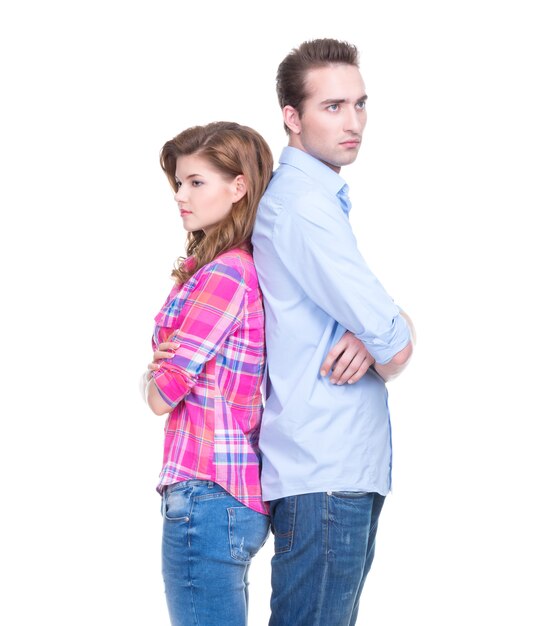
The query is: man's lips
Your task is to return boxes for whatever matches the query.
[340,139,361,148]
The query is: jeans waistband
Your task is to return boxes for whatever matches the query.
[163,479,216,494]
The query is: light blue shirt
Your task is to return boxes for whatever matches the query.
[252,147,411,501]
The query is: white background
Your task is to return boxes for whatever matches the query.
[1,1,537,624]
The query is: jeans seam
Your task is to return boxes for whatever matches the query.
[228,507,246,563]
[313,493,330,626]
[288,496,296,552]
[272,496,296,554]
[186,499,199,625]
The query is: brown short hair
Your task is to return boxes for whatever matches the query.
[160,121,273,283]
[276,38,359,133]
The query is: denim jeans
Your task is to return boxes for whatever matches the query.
[161,480,270,626]
[269,491,385,626]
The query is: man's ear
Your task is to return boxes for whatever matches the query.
[231,174,247,203]
[283,105,301,135]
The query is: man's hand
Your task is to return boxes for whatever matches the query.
[319,331,374,385]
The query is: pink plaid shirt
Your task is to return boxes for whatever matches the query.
[151,249,267,514]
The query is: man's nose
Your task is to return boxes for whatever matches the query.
[344,107,364,133]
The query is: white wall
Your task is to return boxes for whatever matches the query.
[1,1,536,624]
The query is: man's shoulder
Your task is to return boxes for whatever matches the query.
[262,166,336,217]
[269,162,313,192]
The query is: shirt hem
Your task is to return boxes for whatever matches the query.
[262,482,391,502]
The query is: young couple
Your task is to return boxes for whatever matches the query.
[142,38,416,626]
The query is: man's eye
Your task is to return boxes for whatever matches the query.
[328,104,339,112]
[356,101,366,110]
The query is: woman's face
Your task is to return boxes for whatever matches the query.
[173,154,245,234]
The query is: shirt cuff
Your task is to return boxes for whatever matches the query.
[361,314,411,365]
[151,363,196,407]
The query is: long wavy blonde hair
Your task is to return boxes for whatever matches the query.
[160,121,273,284]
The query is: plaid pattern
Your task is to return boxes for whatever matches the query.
[151,249,267,514]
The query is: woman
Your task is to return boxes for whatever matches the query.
[142,121,273,626]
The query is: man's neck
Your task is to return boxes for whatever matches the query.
[286,142,342,174]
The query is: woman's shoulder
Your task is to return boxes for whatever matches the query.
[202,248,258,287]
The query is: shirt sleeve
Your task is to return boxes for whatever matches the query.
[272,193,410,364]
[151,262,247,407]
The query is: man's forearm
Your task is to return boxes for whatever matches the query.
[374,341,413,382]
[374,309,416,382]
[399,309,417,344]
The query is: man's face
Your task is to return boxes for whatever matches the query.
[287,64,367,172]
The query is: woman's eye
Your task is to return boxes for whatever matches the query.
[192,180,203,187]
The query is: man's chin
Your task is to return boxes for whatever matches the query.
[332,152,360,169]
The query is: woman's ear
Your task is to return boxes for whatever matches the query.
[231,174,247,202]
[283,105,301,135]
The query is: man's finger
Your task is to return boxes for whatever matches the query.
[329,352,356,382]
[320,347,344,376]
[330,353,362,384]
[344,361,371,384]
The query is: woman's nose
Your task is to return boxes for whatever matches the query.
[174,187,185,203]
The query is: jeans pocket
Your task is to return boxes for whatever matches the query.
[163,484,192,522]
[270,496,297,554]
[331,491,369,499]
[228,507,270,562]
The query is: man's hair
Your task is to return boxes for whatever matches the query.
[276,38,360,133]
[160,121,273,284]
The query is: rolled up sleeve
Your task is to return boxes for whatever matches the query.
[152,263,247,407]
[273,193,410,364]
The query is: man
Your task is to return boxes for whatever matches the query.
[252,38,416,625]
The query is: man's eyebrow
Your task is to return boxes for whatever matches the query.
[319,95,368,105]
[320,98,346,105]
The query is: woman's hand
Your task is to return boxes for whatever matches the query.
[147,341,180,372]
[141,340,179,408]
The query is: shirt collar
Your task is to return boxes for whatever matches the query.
[279,146,350,212]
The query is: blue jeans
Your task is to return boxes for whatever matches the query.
[269,491,385,626]
[161,480,270,626]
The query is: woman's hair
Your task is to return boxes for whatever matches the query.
[276,38,359,133]
[160,121,273,284]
